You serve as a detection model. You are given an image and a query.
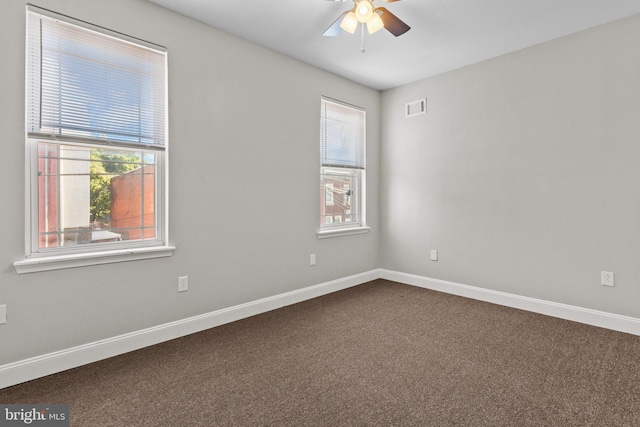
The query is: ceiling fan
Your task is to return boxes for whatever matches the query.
[323,0,410,38]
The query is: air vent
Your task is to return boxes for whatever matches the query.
[406,98,426,118]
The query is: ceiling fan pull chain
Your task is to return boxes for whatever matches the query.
[361,24,365,53]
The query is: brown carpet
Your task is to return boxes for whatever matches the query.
[2,279,640,426]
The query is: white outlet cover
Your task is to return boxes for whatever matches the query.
[0,305,6,324]
[430,250,438,261]
[178,276,189,292]
[601,271,614,287]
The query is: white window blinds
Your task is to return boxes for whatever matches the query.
[27,7,167,147]
[320,98,365,169]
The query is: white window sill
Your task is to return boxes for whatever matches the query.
[13,245,176,274]
[317,226,371,239]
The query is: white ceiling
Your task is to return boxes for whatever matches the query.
[147,0,640,91]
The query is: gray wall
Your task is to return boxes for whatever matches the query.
[381,13,640,318]
[0,0,380,365]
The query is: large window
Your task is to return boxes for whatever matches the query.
[17,6,170,272]
[319,97,367,236]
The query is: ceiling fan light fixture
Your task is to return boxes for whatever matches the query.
[367,12,384,34]
[322,0,410,44]
[355,0,375,23]
[340,11,358,33]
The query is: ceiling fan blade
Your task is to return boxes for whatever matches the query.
[376,7,410,37]
[323,11,349,36]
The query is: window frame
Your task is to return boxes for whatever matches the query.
[14,6,174,274]
[317,97,370,239]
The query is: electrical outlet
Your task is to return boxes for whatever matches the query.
[601,271,614,287]
[178,276,189,292]
[0,305,6,324]
[310,254,316,266]
[430,250,438,261]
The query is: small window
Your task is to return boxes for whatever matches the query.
[21,6,169,268]
[325,183,335,206]
[319,98,366,233]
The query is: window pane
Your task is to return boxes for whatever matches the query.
[320,168,359,226]
[28,10,166,146]
[37,142,157,249]
[25,7,167,261]
[320,99,365,169]
[319,98,365,231]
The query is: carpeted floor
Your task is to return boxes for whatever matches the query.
[1,279,640,426]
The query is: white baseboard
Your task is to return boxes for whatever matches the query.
[0,270,379,390]
[4,268,639,390]
[380,269,640,336]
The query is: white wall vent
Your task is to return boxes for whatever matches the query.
[406,98,426,118]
